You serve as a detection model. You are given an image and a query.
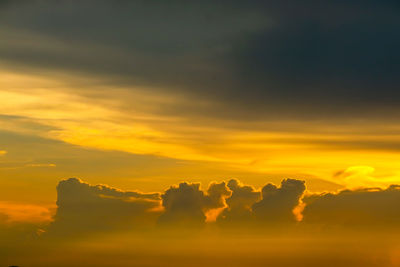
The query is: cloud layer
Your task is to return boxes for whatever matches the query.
[303,184,400,227]
[2,1,400,192]
[1,0,399,121]
[40,177,400,236]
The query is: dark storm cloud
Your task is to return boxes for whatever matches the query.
[232,18,400,107]
[1,1,399,120]
[0,0,259,93]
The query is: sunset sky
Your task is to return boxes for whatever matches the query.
[1,1,400,266]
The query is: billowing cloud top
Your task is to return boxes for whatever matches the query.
[48,178,161,236]
[252,179,306,223]
[42,177,400,237]
[218,179,260,224]
[158,181,230,227]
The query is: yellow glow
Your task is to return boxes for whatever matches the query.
[2,70,400,203]
[0,201,54,224]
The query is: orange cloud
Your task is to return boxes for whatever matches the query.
[333,165,400,188]
[3,71,400,191]
[25,163,56,168]
[0,201,54,224]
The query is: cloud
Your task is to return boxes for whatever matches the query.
[1,2,400,181]
[302,184,400,227]
[158,181,230,227]
[217,179,261,224]
[0,200,50,258]
[25,163,56,168]
[0,201,53,224]
[2,176,400,267]
[252,179,306,223]
[332,166,400,188]
[4,176,400,241]
[46,178,400,232]
[0,0,399,122]
[204,181,232,210]
[47,178,161,237]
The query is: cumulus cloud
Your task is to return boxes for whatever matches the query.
[252,179,306,223]
[217,179,261,224]
[204,181,232,210]
[158,181,230,227]
[302,184,400,227]
[48,178,161,236]
[6,176,400,240]
[4,176,400,267]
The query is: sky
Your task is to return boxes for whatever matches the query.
[0,1,400,266]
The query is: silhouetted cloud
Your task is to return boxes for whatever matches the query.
[6,176,400,240]
[204,181,232,210]
[217,179,261,224]
[48,178,161,236]
[302,184,400,227]
[252,179,306,223]
[158,181,230,227]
